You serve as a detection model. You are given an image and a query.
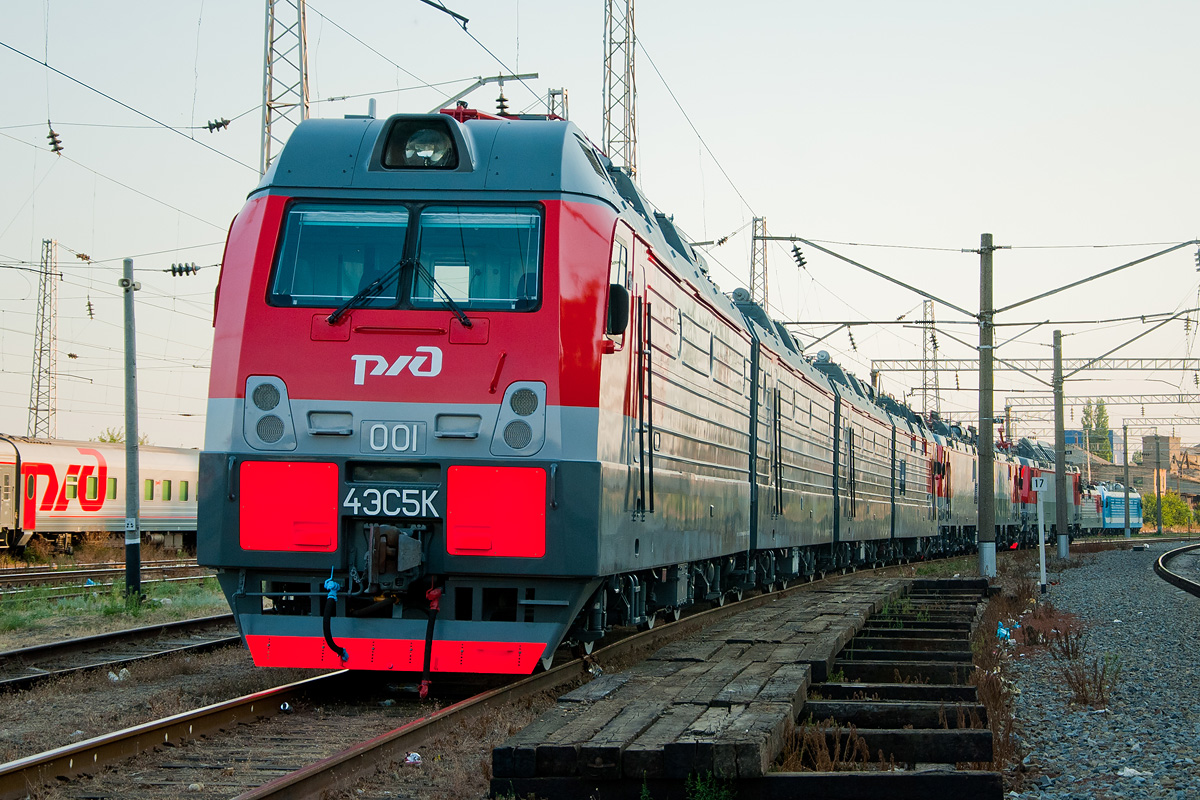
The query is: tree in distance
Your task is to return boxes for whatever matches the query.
[1140,491,1192,529]
[93,426,150,445]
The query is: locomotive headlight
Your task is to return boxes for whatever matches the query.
[404,128,453,167]
[382,117,460,170]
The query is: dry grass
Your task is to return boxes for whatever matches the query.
[1047,630,1121,708]
[776,716,895,772]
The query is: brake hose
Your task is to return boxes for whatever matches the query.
[323,574,349,663]
[419,582,442,699]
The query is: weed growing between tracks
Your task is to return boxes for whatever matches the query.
[776,715,895,772]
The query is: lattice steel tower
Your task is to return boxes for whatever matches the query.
[603,0,637,177]
[921,299,941,417]
[28,239,58,438]
[261,0,309,175]
[749,217,768,308]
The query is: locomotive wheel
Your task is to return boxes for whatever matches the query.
[732,588,744,602]
[540,654,555,672]
[713,593,726,608]
[572,640,595,658]
[638,613,657,631]
[670,607,682,622]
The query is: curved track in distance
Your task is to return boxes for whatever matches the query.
[1154,542,1200,598]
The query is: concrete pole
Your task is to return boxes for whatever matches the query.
[1156,435,1163,535]
[120,259,141,600]
[1053,330,1070,558]
[1037,484,1047,593]
[1123,423,1130,538]
[977,234,996,577]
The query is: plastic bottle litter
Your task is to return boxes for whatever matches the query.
[405,752,422,765]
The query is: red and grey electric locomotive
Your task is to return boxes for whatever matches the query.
[198,107,1136,682]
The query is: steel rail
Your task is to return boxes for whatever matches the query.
[0,613,238,692]
[2,574,215,601]
[1154,542,1200,598]
[0,562,207,589]
[0,558,195,576]
[0,672,342,800]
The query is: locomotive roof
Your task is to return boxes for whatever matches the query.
[259,111,988,453]
[257,111,628,205]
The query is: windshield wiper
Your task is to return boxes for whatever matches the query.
[327,258,407,325]
[412,258,473,329]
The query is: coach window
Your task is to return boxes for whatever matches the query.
[270,205,410,308]
[412,206,542,311]
[179,480,189,502]
[163,480,172,502]
[86,476,98,501]
[107,477,117,500]
[65,474,78,500]
[144,479,155,501]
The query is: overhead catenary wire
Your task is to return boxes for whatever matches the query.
[0,38,258,173]
[0,131,227,231]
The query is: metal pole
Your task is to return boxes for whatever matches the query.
[1053,330,1069,556]
[1156,434,1163,534]
[977,234,996,578]
[120,259,141,601]
[1123,423,1130,538]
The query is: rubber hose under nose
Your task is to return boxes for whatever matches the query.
[323,596,349,662]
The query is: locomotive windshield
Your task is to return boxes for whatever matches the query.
[411,206,541,311]
[270,205,409,308]
[268,203,542,312]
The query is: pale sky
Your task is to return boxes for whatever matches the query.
[1,1,1198,451]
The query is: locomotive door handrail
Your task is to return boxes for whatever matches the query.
[646,300,655,513]
[636,298,646,515]
[773,387,784,517]
[634,297,655,516]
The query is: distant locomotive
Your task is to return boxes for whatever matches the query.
[198,107,1140,682]
[0,434,199,552]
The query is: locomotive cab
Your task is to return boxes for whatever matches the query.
[200,110,629,675]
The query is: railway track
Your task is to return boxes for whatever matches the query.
[1,567,900,799]
[1154,542,1200,597]
[0,560,207,592]
[0,614,239,692]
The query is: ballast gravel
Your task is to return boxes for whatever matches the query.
[1008,542,1200,800]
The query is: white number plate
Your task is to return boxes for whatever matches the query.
[360,421,427,454]
[342,486,440,518]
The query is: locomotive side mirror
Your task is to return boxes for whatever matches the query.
[606,284,630,335]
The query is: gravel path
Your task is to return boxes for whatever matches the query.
[1009,542,1200,800]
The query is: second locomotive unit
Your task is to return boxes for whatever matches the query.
[198,106,1136,679]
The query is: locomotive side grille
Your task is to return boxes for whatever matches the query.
[257,415,285,443]
[504,420,533,449]
[252,383,281,411]
[510,388,538,416]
